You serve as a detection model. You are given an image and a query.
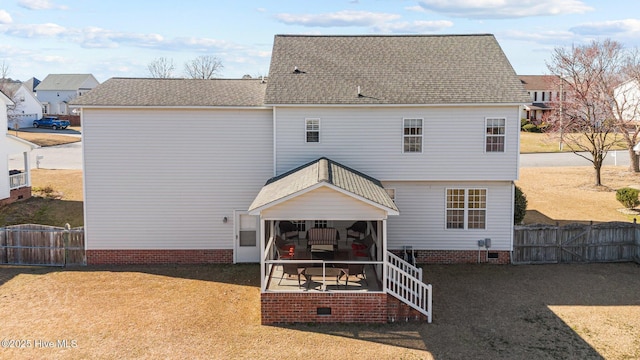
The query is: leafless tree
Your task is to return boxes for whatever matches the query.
[183,55,223,79]
[0,60,9,80]
[546,39,626,186]
[147,57,176,78]
[613,49,640,172]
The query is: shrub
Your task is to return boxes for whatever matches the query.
[616,187,640,209]
[522,123,540,133]
[514,185,528,224]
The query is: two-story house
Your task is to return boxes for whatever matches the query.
[0,90,38,205]
[72,34,528,324]
[36,74,99,115]
[519,75,562,123]
[0,80,43,129]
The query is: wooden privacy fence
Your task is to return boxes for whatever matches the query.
[0,224,85,266]
[513,222,640,264]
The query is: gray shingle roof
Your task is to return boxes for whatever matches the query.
[249,157,398,213]
[36,74,97,91]
[519,75,559,91]
[265,34,529,105]
[70,78,268,107]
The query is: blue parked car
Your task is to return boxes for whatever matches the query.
[33,116,70,130]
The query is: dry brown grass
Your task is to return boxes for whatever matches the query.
[516,166,640,225]
[9,127,81,147]
[0,170,83,227]
[0,263,638,359]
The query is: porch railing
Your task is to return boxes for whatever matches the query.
[9,172,27,189]
[385,251,432,323]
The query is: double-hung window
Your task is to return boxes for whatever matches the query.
[485,118,505,152]
[446,188,487,229]
[305,118,320,143]
[403,118,423,153]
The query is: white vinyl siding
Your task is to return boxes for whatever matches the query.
[260,186,388,221]
[485,117,505,152]
[82,108,273,250]
[383,181,513,251]
[274,106,519,181]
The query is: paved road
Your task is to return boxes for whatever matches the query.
[520,150,631,167]
[8,127,83,170]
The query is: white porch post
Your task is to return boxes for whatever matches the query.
[260,216,266,292]
[23,152,30,186]
[382,219,387,290]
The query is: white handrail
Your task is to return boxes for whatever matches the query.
[385,251,432,323]
[387,251,422,281]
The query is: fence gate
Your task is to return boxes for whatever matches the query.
[0,224,85,266]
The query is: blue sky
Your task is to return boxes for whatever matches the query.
[0,0,638,83]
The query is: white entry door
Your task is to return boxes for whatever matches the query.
[234,211,260,263]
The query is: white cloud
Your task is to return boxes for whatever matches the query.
[6,23,67,37]
[0,10,12,24]
[274,10,401,27]
[570,19,640,37]
[417,0,593,19]
[373,20,453,33]
[18,0,68,11]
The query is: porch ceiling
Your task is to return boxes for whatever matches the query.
[248,157,398,217]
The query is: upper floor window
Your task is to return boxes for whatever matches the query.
[446,188,487,230]
[305,118,320,143]
[403,118,423,153]
[533,92,538,101]
[485,118,505,152]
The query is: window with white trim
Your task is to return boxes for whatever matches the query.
[446,188,487,229]
[403,118,423,153]
[485,118,505,152]
[305,118,320,143]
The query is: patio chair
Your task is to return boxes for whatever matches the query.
[278,262,304,287]
[351,234,374,259]
[345,263,367,286]
[278,221,300,241]
[275,235,295,259]
[346,221,367,240]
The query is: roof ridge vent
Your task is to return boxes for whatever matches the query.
[318,158,329,182]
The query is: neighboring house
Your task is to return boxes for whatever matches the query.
[36,74,99,115]
[519,75,562,122]
[71,34,528,324]
[0,90,38,205]
[614,78,640,124]
[0,80,43,129]
[22,77,41,94]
